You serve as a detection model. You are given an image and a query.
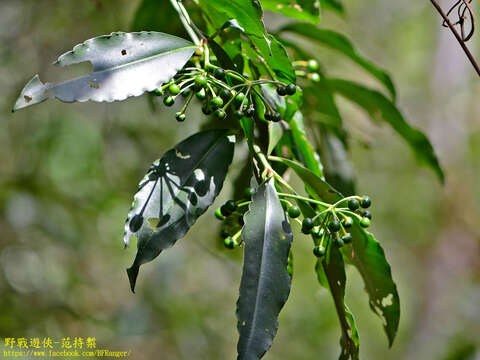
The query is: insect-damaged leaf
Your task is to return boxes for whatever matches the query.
[124,130,235,292]
[237,179,293,360]
[13,31,196,111]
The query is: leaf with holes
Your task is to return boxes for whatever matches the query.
[124,130,235,292]
[13,31,196,111]
[237,178,293,360]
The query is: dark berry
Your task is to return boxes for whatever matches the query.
[361,210,372,219]
[285,84,296,95]
[311,227,321,239]
[276,86,287,96]
[360,217,371,228]
[215,208,225,220]
[334,237,344,247]
[169,83,180,95]
[175,112,186,122]
[301,226,312,235]
[220,204,232,217]
[219,89,231,99]
[244,187,255,198]
[302,218,314,230]
[129,214,144,232]
[288,206,301,218]
[342,233,352,244]
[342,217,353,229]
[313,246,326,258]
[272,112,282,122]
[214,109,226,119]
[360,196,371,208]
[211,96,224,108]
[224,200,237,212]
[245,107,255,117]
[328,220,341,232]
[163,96,175,106]
[307,59,319,71]
[348,199,360,211]
[220,229,230,239]
[224,237,235,249]
[264,112,272,121]
[214,68,226,79]
[234,110,244,119]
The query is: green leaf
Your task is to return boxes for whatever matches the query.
[237,178,293,360]
[262,0,321,24]
[131,0,187,36]
[268,121,285,155]
[324,79,444,182]
[345,225,400,347]
[124,130,235,292]
[316,246,359,360]
[13,32,196,111]
[279,23,396,99]
[269,156,341,203]
[321,0,344,14]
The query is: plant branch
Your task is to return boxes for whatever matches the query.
[170,0,201,45]
[429,0,480,77]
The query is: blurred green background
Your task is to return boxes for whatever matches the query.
[0,0,479,359]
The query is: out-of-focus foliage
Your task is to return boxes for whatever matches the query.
[0,0,479,359]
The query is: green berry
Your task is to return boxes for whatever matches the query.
[163,96,175,106]
[360,217,371,228]
[342,233,352,244]
[224,200,237,212]
[196,88,206,100]
[313,246,326,258]
[234,92,246,105]
[311,227,321,239]
[211,96,224,108]
[276,86,287,96]
[215,208,225,220]
[214,68,226,79]
[244,187,255,198]
[153,88,163,96]
[194,75,207,89]
[360,196,371,208]
[224,237,235,249]
[285,84,296,95]
[175,112,186,122]
[302,218,314,230]
[219,89,231,99]
[334,237,344,247]
[328,220,341,232]
[310,73,321,83]
[288,206,301,218]
[220,229,230,239]
[234,110,244,119]
[307,59,319,71]
[169,83,180,95]
[181,88,191,97]
[342,217,353,229]
[214,109,226,119]
[348,199,360,211]
[272,112,282,122]
[287,265,293,276]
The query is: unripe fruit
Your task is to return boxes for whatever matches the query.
[342,217,353,229]
[360,217,371,228]
[328,220,341,232]
[334,237,344,247]
[348,199,360,211]
[196,88,206,100]
[169,83,180,95]
[302,217,314,230]
[163,96,175,106]
[311,227,321,239]
[288,206,301,218]
[220,204,232,217]
[214,68,226,79]
[211,96,224,108]
[313,246,326,258]
[264,112,272,121]
[272,112,282,122]
[234,110,244,119]
[307,59,319,71]
[234,92,246,104]
[310,73,321,83]
[214,109,226,119]
[342,233,353,244]
[360,196,371,208]
[175,112,186,122]
[219,89,231,99]
[285,84,297,95]
[215,208,225,220]
[245,107,255,117]
[194,75,207,89]
[224,200,237,212]
[361,210,372,219]
[153,88,163,96]
[224,237,235,249]
[244,187,255,198]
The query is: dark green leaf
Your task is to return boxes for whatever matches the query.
[124,130,235,292]
[345,225,400,346]
[279,23,395,99]
[14,32,196,111]
[268,122,285,155]
[131,0,187,36]
[209,39,239,71]
[316,246,359,360]
[325,79,444,182]
[262,0,321,24]
[269,156,341,203]
[237,178,293,359]
[321,0,344,14]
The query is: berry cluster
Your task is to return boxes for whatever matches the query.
[293,59,321,83]
[284,195,372,259]
[152,62,297,123]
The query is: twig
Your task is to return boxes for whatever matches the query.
[429,0,480,77]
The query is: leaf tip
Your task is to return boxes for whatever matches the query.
[13,74,49,111]
[126,265,139,293]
